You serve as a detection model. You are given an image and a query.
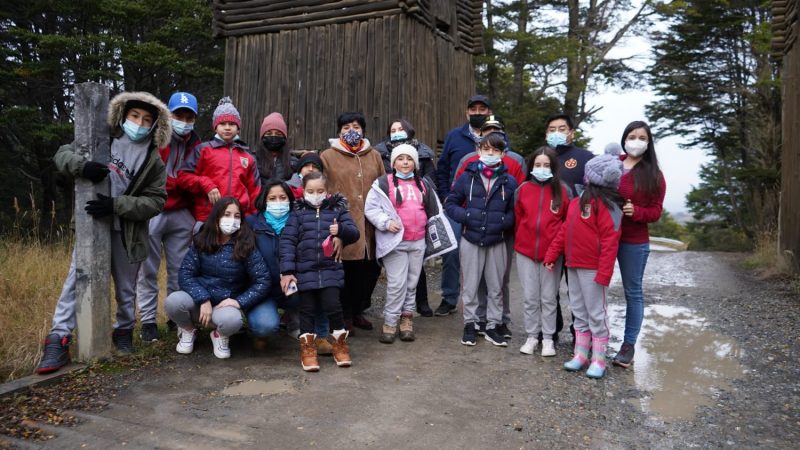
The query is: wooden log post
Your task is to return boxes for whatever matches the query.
[73,82,113,361]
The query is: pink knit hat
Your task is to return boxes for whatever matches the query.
[212,97,241,129]
[260,112,288,138]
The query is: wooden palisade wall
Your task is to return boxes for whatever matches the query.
[773,0,799,272]
[212,0,482,150]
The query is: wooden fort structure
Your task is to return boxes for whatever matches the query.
[773,0,799,273]
[212,0,483,150]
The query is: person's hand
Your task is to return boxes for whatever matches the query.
[329,218,339,236]
[199,300,213,327]
[331,237,344,263]
[623,199,634,217]
[216,298,240,309]
[82,161,110,183]
[85,194,114,217]
[207,188,221,204]
[280,274,297,292]
[544,262,555,272]
[387,220,402,233]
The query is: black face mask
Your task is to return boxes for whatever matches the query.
[262,136,286,151]
[469,114,487,130]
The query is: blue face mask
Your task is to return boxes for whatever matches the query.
[266,201,290,218]
[342,129,362,147]
[122,120,152,142]
[171,119,193,137]
[546,132,568,148]
[531,167,553,182]
[390,131,408,142]
[395,170,414,180]
[479,154,502,167]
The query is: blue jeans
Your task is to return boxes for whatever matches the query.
[247,294,303,338]
[617,242,651,344]
[440,218,462,305]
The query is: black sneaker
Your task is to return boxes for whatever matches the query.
[497,323,512,340]
[612,342,635,368]
[484,327,508,347]
[35,334,71,375]
[461,323,477,346]
[434,301,457,316]
[140,323,160,343]
[417,303,434,317]
[476,321,487,336]
[112,328,135,354]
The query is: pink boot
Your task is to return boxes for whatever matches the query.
[586,336,608,378]
[564,330,591,371]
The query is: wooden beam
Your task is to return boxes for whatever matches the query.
[72,82,112,362]
[218,9,404,36]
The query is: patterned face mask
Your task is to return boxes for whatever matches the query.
[341,129,362,147]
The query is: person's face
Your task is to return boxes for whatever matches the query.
[389,121,404,134]
[625,127,649,144]
[221,203,241,220]
[262,129,286,138]
[126,108,154,128]
[216,121,239,141]
[171,109,196,124]
[300,164,320,177]
[339,121,362,137]
[533,154,551,169]
[466,103,491,120]
[479,144,503,157]
[393,154,416,174]
[546,119,574,143]
[304,178,327,196]
[266,185,289,203]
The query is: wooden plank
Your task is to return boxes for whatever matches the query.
[73,82,112,362]
[217,9,404,36]
[0,364,87,396]
[214,0,334,12]
[218,1,398,29]
[221,0,377,23]
[365,19,377,128]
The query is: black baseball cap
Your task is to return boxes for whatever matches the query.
[467,95,491,109]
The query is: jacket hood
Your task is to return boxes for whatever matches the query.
[328,137,373,156]
[109,91,172,149]
[296,192,349,211]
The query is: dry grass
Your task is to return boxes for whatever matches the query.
[742,230,800,293]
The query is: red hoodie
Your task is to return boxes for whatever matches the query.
[176,137,261,222]
[544,197,622,286]
[514,180,569,261]
[159,131,201,212]
[617,156,666,244]
[453,153,526,186]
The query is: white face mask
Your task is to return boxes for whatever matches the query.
[219,217,241,235]
[304,193,326,207]
[624,140,648,157]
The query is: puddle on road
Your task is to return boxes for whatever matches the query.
[608,304,745,420]
[221,379,296,397]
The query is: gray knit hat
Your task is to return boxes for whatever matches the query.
[584,143,623,189]
[212,96,241,129]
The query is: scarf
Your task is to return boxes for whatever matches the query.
[339,138,363,154]
[263,210,288,235]
[478,162,502,179]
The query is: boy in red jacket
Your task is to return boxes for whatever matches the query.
[544,143,624,379]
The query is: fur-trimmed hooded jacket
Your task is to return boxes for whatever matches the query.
[279,194,360,291]
[54,91,168,263]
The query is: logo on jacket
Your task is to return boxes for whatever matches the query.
[565,158,577,169]
[240,157,249,168]
[581,203,592,219]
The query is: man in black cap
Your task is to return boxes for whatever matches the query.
[432,95,492,316]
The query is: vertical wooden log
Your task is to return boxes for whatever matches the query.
[73,82,112,361]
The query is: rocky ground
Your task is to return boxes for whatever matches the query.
[1,251,798,449]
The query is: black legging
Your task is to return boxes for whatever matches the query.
[299,287,344,334]
[341,258,381,320]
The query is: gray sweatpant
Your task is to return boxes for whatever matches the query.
[476,235,514,324]
[460,238,507,328]
[164,290,244,337]
[566,268,609,338]
[51,230,139,338]
[516,253,563,338]
[135,208,194,324]
[382,239,426,326]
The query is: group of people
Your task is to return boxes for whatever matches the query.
[34,90,665,379]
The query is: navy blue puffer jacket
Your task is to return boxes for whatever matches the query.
[279,194,360,291]
[445,161,517,247]
[246,213,283,300]
[178,240,270,311]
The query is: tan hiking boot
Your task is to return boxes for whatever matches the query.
[329,330,352,367]
[399,314,415,342]
[316,337,333,355]
[379,324,397,344]
[299,333,319,372]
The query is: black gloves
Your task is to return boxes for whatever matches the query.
[85,194,114,217]
[82,161,110,183]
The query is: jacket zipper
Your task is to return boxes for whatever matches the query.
[316,207,322,289]
[227,147,233,196]
[534,187,544,260]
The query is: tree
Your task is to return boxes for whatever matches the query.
[647,0,780,237]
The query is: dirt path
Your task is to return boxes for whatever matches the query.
[4,251,798,449]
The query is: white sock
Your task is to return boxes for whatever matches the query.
[332,329,347,339]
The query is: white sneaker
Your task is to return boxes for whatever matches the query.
[519,337,538,355]
[176,327,196,354]
[541,338,556,357]
[210,330,231,359]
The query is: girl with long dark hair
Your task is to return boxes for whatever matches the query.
[256,112,297,182]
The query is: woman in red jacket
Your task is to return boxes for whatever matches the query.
[612,121,667,369]
[514,147,569,357]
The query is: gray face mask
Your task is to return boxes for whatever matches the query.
[624,140,648,157]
